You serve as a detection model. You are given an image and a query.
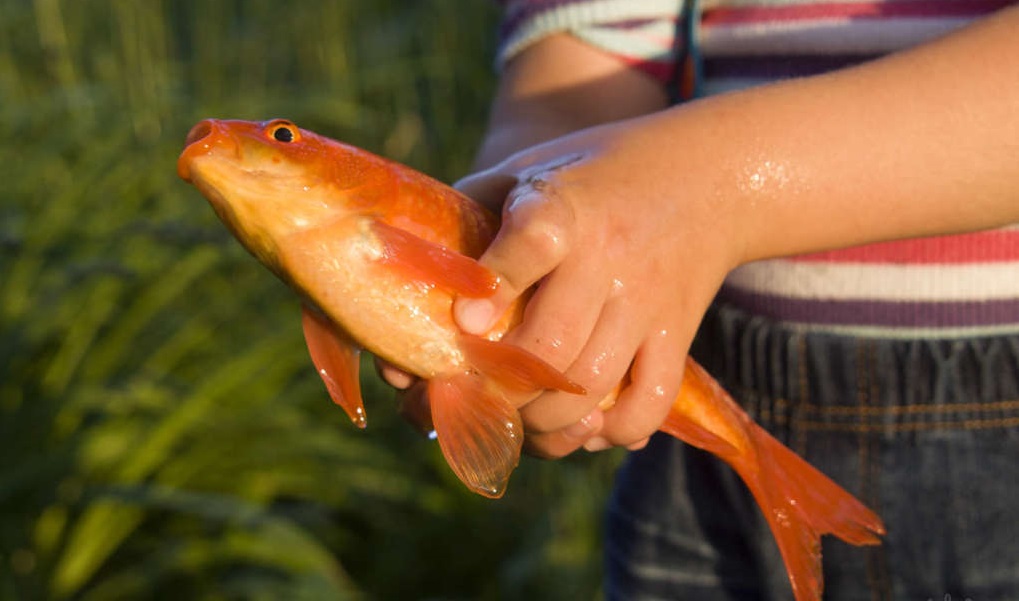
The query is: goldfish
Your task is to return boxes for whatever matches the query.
[178,118,885,601]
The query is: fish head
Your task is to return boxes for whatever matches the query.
[177,118,356,272]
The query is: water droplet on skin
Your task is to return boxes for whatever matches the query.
[653,385,666,398]
[741,158,791,195]
[590,350,615,377]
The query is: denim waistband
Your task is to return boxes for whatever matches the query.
[691,303,1019,441]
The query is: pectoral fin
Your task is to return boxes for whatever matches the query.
[371,219,498,297]
[428,373,522,498]
[301,305,366,428]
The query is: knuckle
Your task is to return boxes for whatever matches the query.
[505,182,575,256]
[604,389,674,447]
[606,424,651,448]
[522,218,568,261]
[518,392,588,435]
[571,357,627,399]
[507,217,569,262]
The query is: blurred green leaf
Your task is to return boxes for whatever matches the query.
[0,1,621,599]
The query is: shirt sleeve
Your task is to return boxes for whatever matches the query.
[497,0,686,83]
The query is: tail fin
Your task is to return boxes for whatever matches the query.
[661,359,885,601]
[739,417,884,600]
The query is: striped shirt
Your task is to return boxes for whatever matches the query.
[498,0,1019,338]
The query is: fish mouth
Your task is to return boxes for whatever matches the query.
[184,120,213,148]
[177,119,239,182]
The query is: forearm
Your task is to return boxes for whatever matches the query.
[472,34,669,170]
[641,5,1019,264]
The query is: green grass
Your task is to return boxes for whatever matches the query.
[0,1,622,599]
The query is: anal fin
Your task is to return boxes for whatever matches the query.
[428,373,522,498]
[301,304,367,428]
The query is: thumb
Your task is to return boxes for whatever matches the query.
[453,180,575,334]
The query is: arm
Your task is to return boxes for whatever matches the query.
[470,33,670,170]
[453,6,1019,457]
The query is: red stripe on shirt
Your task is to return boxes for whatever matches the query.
[617,55,677,83]
[790,230,1019,264]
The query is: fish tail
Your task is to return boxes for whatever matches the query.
[661,360,885,601]
[735,417,884,601]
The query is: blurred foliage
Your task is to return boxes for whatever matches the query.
[0,1,623,599]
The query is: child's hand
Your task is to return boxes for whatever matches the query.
[449,116,742,458]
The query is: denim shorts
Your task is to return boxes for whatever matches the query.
[605,303,1019,601]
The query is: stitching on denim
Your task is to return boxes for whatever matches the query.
[792,398,1019,416]
[797,415,1019,433]
[746,405,1019,432]
[726,380,1019,416]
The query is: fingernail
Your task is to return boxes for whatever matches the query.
[381,365,414,389]
[583,437,611,452]
[455,298,495,334]
[626,437,650,451]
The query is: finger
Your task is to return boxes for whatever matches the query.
[519,289,646,430]
[502,250,614,371]
[597,328,686,447]
[396,381,434,436]
[454,184,575,334]
[523,408,605,459]
[579,435,648,452]
[373,356,416,390]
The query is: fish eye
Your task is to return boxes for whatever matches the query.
[266,121,300,143]
[273,126,294,142]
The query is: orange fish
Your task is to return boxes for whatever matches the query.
[178,118,885,601]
